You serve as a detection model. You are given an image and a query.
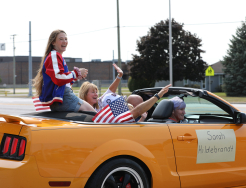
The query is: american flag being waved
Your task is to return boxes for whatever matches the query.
[92,96,135,123]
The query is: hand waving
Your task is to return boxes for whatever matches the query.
[112,63,123,77]
[157,84,172,98]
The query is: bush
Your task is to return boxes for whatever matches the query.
[215,84,226,92]
[128,77,134,92]
[221,84,226,92]
[184,84,200,89]
[215,85,222,92]
[191,84,201,89]
[128,76,155,92]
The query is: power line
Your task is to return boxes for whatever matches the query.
[5,27,116,44]
[184,21,243,26]
[3,21,243,44]
[122,21,243,27]
[69,26,116,36]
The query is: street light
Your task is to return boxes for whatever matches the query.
[11,34,17,94]
[28,21,33,96]
[169,0,173,86]
[116,0,122,95]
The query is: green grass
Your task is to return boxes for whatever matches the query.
[213,92,227,97]
[213,92,246,103]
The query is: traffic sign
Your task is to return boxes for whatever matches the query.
[205,66,214,76]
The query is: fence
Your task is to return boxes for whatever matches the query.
[0,80,131,97]
[0,80,128,88]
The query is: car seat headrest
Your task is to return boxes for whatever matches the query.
[151,99,174,119]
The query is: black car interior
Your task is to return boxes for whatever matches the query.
[23,111,96,122]
[23,88,242,124]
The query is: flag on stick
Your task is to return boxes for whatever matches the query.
[32,97,51,112]
[92,96,135,123]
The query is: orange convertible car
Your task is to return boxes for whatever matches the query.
[1,87,246,188]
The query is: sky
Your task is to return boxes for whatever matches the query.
[0,0,246,65]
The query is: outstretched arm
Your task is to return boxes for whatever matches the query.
[108,63,123,93]
[130,84,172,119]
[138,112,148,122]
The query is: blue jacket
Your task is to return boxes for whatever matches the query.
[39,50,78,106]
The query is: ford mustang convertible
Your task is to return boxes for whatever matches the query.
[1,87,246,188]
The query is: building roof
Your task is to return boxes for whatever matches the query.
[210,61,224,74]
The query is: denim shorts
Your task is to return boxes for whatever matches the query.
[50,87,83,112]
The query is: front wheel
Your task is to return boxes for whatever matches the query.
[85,158,150,188]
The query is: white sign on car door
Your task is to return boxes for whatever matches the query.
[196,129,236,164]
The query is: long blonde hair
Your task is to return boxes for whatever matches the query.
[78,81,99,109]
[32,29,66,97]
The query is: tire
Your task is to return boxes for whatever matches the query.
[85,158,150,188]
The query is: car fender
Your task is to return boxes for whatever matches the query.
[76,138,163,185]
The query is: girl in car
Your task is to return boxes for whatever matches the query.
[78,63,123,112]
[33,29,95,112]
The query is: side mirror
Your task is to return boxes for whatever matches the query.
[237,113,246,124]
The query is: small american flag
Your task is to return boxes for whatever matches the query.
[32,97,51,112]
[92,96,135,123]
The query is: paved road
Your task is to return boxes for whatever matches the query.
[0,97,35,116]
[231,104,246,113]
[1,97,246,116]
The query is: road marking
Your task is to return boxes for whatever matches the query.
[0,103,33,106]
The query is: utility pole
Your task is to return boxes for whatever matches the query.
[116,0,122,95]
[113,50,115,81]
[11,34,16,94]
[169,0,173,86]
[28,21,33,96]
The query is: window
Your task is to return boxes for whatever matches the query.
[183,79,189,86]
[64,58,70,62]
[183,96,228,115]
[163,95,228,115]
[75,58,82,62]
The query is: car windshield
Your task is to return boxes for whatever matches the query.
[166,95,228,115]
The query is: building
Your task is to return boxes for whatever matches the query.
[155,61,224,92]
[204,61,224,92]
[0,56,129,87]
[0,55,224,92]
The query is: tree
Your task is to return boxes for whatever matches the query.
[128,76,155,92]
[221,20,246,96]
[129,19,207,86]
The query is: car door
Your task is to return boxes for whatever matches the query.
[168,97,246,188]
